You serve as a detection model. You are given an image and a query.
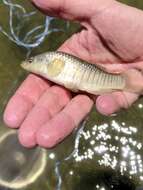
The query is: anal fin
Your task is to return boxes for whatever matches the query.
[64,82,79,92]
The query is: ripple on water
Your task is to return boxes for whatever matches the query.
[0,130,47,189]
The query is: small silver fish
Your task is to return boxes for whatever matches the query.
[21,51,128,95]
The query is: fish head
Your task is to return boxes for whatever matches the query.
[21,53,65,79]
[21,54,51,77]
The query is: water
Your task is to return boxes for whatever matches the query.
[0,130,47,189]
[0,0,143,190]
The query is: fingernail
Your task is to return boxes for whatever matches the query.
[36,129,56,148]
[3,95,33,128]
[96,95,119,115]
[18,128,36,148]
[3,112,20,128]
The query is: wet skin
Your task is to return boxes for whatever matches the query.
[3,0,143,148]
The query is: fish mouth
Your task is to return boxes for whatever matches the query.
[21,61,46,76]
[21,61,27,68]
[21,61,32,71]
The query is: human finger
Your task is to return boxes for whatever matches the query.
[96,91,139,115]
[3,74,50,128]
[32,0,114,21]
[36,95,93,148]
[18,86,71,147]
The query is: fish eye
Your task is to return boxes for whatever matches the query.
[28,57,34,63]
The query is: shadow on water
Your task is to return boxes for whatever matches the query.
[0,0,143,190]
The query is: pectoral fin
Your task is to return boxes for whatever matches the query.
[64,82,79,92]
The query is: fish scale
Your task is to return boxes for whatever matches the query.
[21,51,127,95]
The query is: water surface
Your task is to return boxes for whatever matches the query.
[0,1,143,190]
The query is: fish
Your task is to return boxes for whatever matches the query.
[21,51,129,95]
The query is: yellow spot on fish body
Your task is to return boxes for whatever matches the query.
[47,58,65,77]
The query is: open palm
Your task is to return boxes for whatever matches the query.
[4,0,143,148]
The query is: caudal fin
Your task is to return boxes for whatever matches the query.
[122,69,143,94]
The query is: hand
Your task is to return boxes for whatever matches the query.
[4,0,143,148]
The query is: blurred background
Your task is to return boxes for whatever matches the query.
[0,0,143,190]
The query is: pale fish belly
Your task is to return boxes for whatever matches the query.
[51,55,125,95]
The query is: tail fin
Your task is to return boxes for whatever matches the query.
[122,69,143,94]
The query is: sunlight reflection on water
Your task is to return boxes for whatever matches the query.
[54,102,143,190]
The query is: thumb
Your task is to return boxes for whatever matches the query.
[31,0,114,21]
